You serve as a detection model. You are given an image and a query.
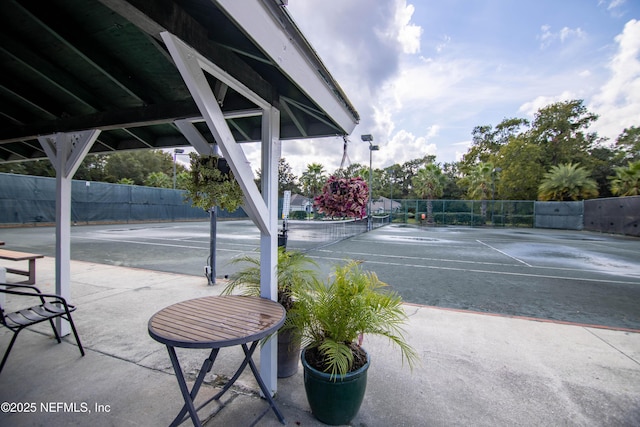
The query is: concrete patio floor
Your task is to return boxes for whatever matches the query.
[1,257,639,426]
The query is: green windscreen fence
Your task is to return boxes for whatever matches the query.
[584,196,640,237]
[0,173,245,225]
[393,199,535,227]
[3,173,637,237]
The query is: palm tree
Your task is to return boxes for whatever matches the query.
[411,163,445,224]
[144,171,172,188]
[538,163,598,201]
[301,163,326,214]
[610,161,640,196]
[461,162,495,220]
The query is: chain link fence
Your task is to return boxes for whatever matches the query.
[390,199,536,227]
[3,173,636,236]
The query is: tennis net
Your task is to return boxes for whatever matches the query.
[283,215,390,251]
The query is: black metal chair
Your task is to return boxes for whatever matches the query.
[0,283,84,373]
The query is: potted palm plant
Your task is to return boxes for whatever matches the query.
[221,248,319,377]
[287,260,418,425]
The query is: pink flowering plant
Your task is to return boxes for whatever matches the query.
[313,176,369,218]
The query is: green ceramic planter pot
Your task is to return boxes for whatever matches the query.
[301,347,370,425]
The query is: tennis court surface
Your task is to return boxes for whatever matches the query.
[310,224,640,331]
[1,221,639,331]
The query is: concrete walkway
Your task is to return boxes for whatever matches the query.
[1,257,639,426]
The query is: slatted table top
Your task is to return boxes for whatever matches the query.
[148,295,286,349]
[0,249,44,260]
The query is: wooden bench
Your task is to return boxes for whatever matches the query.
[0,249,44,285]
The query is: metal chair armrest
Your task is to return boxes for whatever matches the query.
[0,283,43,294]
[0,287,68,307]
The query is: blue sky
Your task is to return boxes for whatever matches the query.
[268,0,640,176]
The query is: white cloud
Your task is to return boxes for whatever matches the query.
[435,35,451,53]
[538,25,554,49]
[606,0,626,10]
[538,25,586,49]
[274,3,639,179]
[590,19,640,141]
[601,0,628,17]
[518,91,577,117]
[375,0,422,56]
[384,129,437,167]
[560,27,586,43]
[392,0,422,54]
[280,1,424,175]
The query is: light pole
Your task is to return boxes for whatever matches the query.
[361,134,379,230]
[390,169,395,222]
[173,148,185,189]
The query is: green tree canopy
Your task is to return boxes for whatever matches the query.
[104,150,182,185]
[459,118,529,172]
[144,171,172,188]
[441,162,464,200]
[277,158,301,194]
[615,126,640,162]
[488,100,605,200]
[528,99,600,167]
[495,136,544,200]
[255,158,301,195]
[380,164,403,200]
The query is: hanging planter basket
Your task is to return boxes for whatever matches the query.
[313,176,368,219]
[184,153,244,211]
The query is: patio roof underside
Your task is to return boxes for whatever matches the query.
[0,0,360,164]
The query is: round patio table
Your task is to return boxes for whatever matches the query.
[148,295,286,426]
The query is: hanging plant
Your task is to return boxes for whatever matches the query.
[184,153,244,211]
[313,175,369,218]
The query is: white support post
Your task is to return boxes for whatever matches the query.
[162,31,282,393]
[259,106,281,395]
[38,130,100,335]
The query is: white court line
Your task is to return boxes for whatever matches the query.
[316,249,524,268]
[476,239,533,267]
[311,255,640,286]
[316,248,599,276]
[72,235,250,252]
[336,239,638,277]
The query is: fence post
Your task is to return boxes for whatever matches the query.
[404,201,408,223]
[443,200,446,225]
[128,185,132,223]
[471,200,474,226]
